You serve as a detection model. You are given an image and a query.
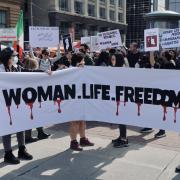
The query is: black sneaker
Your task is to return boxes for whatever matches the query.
[38,132,51,140]
[154,130,166,138]
[4,150,20,164]
[112,137,121,144]
[70,140,83,151]
[140,128,154,133]
[25,137,38,144]
[18,146,33,160]
[113,139,129,148]
[175,165,180,173]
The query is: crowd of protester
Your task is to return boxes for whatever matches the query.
[0,42,180,172]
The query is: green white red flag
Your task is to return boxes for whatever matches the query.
[16,10,24,59]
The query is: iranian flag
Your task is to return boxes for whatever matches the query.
[16,10,24,59]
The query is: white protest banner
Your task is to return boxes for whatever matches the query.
[144,28,159,52]
[161,28,180,49]
[97,29,122,50]
[1,67,180,136]
[81,36,91,47]
[29,26,59,48]
[90,36,100,52]
[0,28,17,41]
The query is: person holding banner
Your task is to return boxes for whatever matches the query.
[0,47,52,164]
[109,53,129,148]
[79,44,94,66]
[70,53,94,151]
[28,44,61,140]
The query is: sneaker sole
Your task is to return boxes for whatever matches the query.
[154,134,166,139]
[140,130,154,133]
[113,144,129,148]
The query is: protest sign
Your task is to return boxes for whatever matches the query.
[90,36,100,52]
[161,28,180,49]
[63,34,73,52]
[29,26,59,48]
[97,29,122,50]
[0,67,180,136]
[81,37,91,48]
[0,28,17,41]
[144,28,159,52]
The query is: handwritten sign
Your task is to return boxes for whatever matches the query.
[29,26,59,48]
[161,28,180,49]
[0,28,17,41]
[97,29,122,50]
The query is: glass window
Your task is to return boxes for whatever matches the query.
[88,4,95,17]
[100,0,106,3]
[0,11,6,28]
[110,0,115,5]
[110,10,115,21]
[118,0,123,8]
[100,7,106,19]
[59,0,69,11]
[60,22,69,35]
[75,1,83,14]
[118,12,123,22]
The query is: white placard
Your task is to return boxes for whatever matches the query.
[0,67,180,136]
[97,29,122,50]
[161,28,180,49]
[81,36,91,48]
[144,28,159,52]
[90,36,100,52]
[0,28,17,41]
[29,26,59,48]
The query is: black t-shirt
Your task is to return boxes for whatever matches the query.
[127,51,140,67]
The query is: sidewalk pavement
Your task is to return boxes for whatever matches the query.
[0,122,180,180]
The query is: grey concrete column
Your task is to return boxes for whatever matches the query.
[84,0,88,16]
[71,0,74,13]
[115,0,119,22]
[106,0,110,20]
[96,0,100,19]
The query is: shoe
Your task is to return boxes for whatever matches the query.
[4,150,20,164]
[113,139,128,148]
[70,140,83,151]
[140,128,154,133]
[25,137,38,144]
[175,165,180,173]
[80,137,94,147]
[18,146,33,160]
[112,137,121,144]
[38,132,51,140]
[154,130,166,138]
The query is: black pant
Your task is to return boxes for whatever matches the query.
[118,124,126,138]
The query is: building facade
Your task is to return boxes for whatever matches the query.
[0,0,23,28]
[24,0,127,42]
[166,0,180,25]
[126,0,151,46]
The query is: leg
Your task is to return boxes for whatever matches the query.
[17,131,33,160]
[2,134,11,152]
[25,129,38,143]
[69,121,82,151]
[37,127,51,139]
[113,124,128,148]
[119,124,127,139]
[2,134,19,164]
[79,121,94,147]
